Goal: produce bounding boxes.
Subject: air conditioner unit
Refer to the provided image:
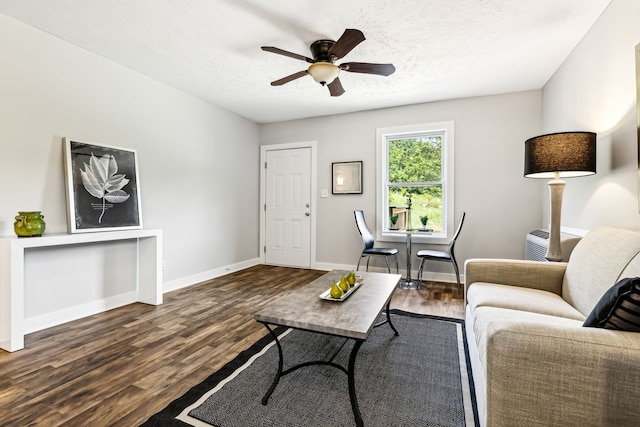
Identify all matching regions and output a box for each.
[525,229,582,262]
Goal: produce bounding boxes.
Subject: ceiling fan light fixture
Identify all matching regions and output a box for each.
[307,62,340,86]
[263,28,394,95]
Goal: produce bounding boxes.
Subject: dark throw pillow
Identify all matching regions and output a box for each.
[583,277,640,332]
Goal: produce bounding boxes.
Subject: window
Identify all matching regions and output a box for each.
[376,122,454,244]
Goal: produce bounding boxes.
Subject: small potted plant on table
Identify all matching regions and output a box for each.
[419,215,429,231]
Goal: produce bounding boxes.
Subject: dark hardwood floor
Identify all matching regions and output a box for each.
[0,265,464,426]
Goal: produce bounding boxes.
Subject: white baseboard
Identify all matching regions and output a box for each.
[163,257,261,293]
[313,261,352,271]
[314,261,461,284]
[24,291,138,334]
[420,270,462,285]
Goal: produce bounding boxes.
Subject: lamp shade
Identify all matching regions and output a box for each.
[524,131,597,179]
[307,62,340,85]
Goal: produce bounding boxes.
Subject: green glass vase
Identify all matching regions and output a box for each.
[14,211,46,237]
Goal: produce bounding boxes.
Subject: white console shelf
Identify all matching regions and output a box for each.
[0,229,163,352]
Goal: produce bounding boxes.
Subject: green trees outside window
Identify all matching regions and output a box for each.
[387,136,443,232]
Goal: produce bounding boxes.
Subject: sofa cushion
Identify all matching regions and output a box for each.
[469,305,584,367]
[563,226,640,317]
[467,282,585,321]
[584,277,640,331]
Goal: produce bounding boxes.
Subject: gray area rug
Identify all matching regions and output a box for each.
[142,311,478,427]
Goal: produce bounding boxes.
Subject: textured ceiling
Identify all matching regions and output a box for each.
[0,0,612,123]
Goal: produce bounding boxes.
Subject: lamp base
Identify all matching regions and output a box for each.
[546,178,566,262]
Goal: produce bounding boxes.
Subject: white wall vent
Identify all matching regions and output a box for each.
[525,229,582,262]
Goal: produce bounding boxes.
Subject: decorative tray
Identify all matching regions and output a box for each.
[319,281,362,302]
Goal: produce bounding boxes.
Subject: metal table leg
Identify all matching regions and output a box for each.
[348,340,364,427]
[261,323,284,405]
[400,230,418,289]
[260,322,383,427]
[374,301,400,337]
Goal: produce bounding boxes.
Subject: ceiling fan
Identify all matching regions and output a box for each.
[261,28,396,97]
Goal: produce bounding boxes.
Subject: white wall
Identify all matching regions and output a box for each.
[0,13,261,325]
[542,0,640,231]
[260,90,543,279]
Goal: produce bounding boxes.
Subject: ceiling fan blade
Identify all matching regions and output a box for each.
[271,70,308,86]
[327,78,345,97]
[340,62,396,76]
[328,29,365,60]
[261,46,314,63]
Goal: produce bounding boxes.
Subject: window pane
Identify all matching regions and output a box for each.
[388,186,443,232]
[377,121,453,242]
[388,137,442,183]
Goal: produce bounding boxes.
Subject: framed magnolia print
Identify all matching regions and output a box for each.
[332,161,363,194]
[63,137,142,233]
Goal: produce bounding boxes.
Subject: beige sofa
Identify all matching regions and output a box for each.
[464,226,640,426]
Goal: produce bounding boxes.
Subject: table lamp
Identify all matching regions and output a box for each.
[524,131,596,261]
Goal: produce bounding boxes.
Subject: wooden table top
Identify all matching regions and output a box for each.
[254,269,401,339]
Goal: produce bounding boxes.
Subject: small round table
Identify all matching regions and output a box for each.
[399,228,432,289]
[400,229,418,289]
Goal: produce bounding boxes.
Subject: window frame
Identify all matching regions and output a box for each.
[375,121,455,245]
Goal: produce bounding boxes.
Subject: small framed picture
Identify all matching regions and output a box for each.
[63,137,143,233]
[332,161,363,194]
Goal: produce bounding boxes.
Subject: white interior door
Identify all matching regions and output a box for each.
[265,147,312,267]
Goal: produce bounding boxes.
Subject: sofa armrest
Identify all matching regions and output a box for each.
[484,320,640,426]
[464,258,567,296]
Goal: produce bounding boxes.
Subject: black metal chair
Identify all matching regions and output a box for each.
[354,210,399,274]
[416,212,466,293]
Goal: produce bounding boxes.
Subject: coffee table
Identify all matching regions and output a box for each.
[254,269,401,427]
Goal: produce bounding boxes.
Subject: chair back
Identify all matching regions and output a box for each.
[449,212,466,255]
[354,210,375,250]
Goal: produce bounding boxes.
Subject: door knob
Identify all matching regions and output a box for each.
[305,212,310,217]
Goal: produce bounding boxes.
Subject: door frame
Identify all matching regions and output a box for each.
[259,141,317,268]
